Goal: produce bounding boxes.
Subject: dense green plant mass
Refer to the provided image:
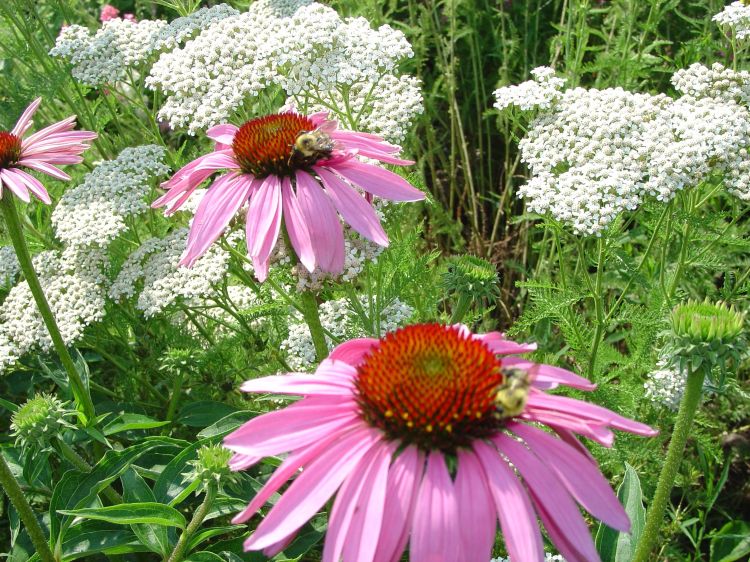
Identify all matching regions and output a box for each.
[0,0,749,561]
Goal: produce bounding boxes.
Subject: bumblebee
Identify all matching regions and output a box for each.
[289,128,335,166]
[492,368,530,419]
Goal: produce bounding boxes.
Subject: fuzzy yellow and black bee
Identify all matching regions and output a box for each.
[289,128,335,167]
[492,367,531,420]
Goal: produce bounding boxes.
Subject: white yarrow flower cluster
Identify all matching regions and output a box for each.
[0,249,107,373]
[0,247,20,286]
[671,62,750,106]
[281,296,414,370]
[52,145,168,248]
[148,4,240,53]
[491,554,565,562]
[495,65,750,234]
[50,19,166,86]
[110,228,231,317]
[644,360,686,411]
[713,1,750,41]
[147,1,421,140]
[494,66,566,111]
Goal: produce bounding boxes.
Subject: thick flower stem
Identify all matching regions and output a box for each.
[300,290,329,362]
[166,483,217,562]
[587,236,606,379]
[632,367,706,562]
[0,195,97,424]
[0,455,56,562]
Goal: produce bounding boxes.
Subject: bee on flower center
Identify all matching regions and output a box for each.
[492,368,531,419]
[289,128,335,167]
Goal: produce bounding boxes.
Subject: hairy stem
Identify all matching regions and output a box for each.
[300,291,329,362]
[55,438,122,504]
[166,483,217,562]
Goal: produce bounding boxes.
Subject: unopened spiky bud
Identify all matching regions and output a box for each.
[10,393,75,450]
[183,444,237,493]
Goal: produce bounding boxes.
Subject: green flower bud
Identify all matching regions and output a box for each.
[10,393,75,450]
[442,255,501,301]
[184,444,237,492]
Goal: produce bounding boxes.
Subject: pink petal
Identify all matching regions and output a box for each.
[238,369,356,396]
[245,175,282,282]
[11,98,42,137]
[295,170,344,274]
[373,446,425,562]
[16,159,70,181]
[324,441,394,562]
[328,337,379,367]
[473,440,544,562]
[476,332,538,355]
[522,406,615,447]
[494,433,600,562]
[180,174,254,267]
[224,397,359,457]
[501,357,596,391]
[316,167,389,246]
[243,426,380,551]
[0,170,30,202]
[8,169,50,204]
[206,124,238,147]
[328,159,424,202]
[455,450,496,562]
[410,452,460,562]
[510,422,630,532]
[21,116,76,147]
[281,177,315,272]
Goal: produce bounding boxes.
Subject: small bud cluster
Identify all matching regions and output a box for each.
[10,393,75,450]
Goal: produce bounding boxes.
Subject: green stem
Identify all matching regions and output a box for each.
[450,294,473,324]
[55,438,122,504]
[166,483,217,562]
[632,366,706,562]
[164,371,186,430]
[0,454,56,562]
[300,291,329,362]
[0,195,96,424]
[667,195,694,301]
[588,236,606,379]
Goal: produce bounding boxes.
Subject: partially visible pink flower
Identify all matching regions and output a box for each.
[99,4,120,22]
[123,13,136,22]
[152,111,424,281]
[0,98,97,204]
[225,323,657,562]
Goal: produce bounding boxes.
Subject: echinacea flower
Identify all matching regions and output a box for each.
[0,98,96,204]
[225,323,657,562]
[152,111,424,281]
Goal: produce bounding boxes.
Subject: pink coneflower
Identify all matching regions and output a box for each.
[225,324,657,562]
[152,111,424,281]
[0,98,96,204]
[100,4,120,22]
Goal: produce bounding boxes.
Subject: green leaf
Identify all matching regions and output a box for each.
[58,502,186,529]
[61,522,146,561]
[595,463,646,562]
[177,401,238,427]
[197,411,256,439]
[710,521,750,562]
[154,437,218,506]
[104,413,170,435]
[121,468,173,555]
[186,552,227,562]
[188,526,244,552]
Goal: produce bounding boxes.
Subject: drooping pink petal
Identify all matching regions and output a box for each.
[494,433,600,562]
[21,116,76,148]
[410,452,460,562]
[206,124,238,147]
[372,446,424,562]
[510,422,630,532]
[501,357,597,391]
[0,170,30,202]
[324,441,394,562]
[245,175,282,282]
[231,427,349,523]
[328,159,424,202]
[328,337,379,367]
[262,534,296,559]
[228,453,261,472]
[455,450,496,562]
[295,170,345,274]
[522,406,616,447]
[281,177,315,272]
[473,440,545,562]
[224,398,360,457]
[476,332,538,355]
[180,173,254,267]
[316,167,389,246]
[238,369,356,396]
[243,426,381,551]
[15,159,70,181]
[11,98,42,137]
[7,169,50,204]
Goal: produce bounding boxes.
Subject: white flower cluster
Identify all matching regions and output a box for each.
[713,1,750,41]
[671,62,750,106]
[494,66,566,111]
[644,360,685,411]
[281,296,414,370]
[50,18,166,86]
[147,1,421,140]
[52,145,168,248]
[496,65,750,234]
[491,555,565,562]
[0,246,20,286]
[0,249,107,373]
[148,4,239,53]
[110,228,231,318]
